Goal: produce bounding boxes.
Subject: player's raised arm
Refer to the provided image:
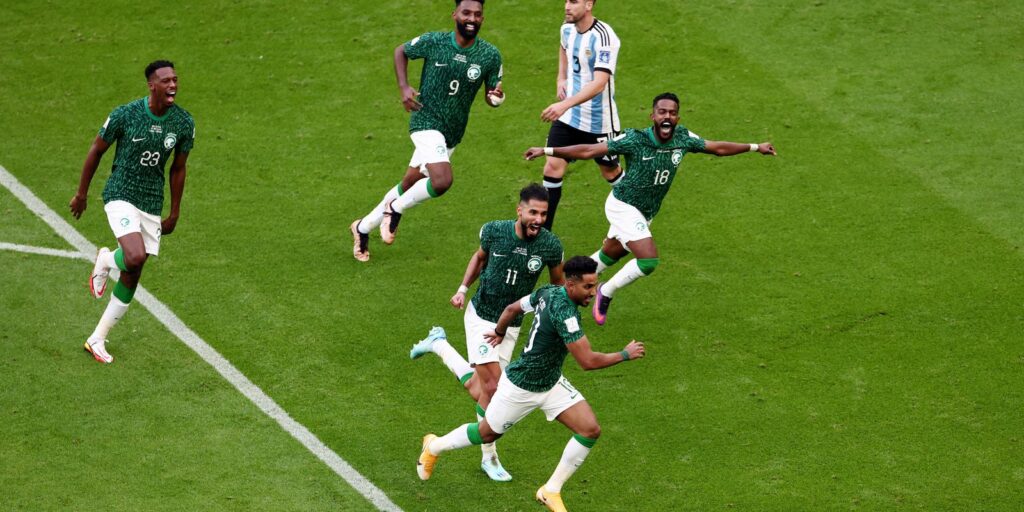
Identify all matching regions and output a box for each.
[567,336,645,371]
[701,140,777,157]
[524,142,609,162]
[393,43,421,112]
[451,247,489,309]
[70,135,112,219]
[548,262,565,286]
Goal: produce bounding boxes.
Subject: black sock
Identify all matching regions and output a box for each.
[543,177,563,230]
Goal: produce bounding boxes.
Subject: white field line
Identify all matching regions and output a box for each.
[0,165,402,512]
[0,242,87,260]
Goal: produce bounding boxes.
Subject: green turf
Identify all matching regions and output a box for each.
[1,0,1022,510]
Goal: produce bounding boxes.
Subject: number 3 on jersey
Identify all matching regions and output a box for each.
[140,151,161,167]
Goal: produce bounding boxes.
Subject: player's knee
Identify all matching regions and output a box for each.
[636,257,660,276]
[429,175,452,196]
[481,430,502,443]
[123,251,148,272]
[579,424,601,440]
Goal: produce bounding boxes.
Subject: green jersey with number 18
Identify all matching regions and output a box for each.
[471,220,563,328]
[606,126,705,221]
[99,97,196,216]
[504,285,584,393]
[403,31,502,147]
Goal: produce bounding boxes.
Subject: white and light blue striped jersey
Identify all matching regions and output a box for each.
[558,19,621,135]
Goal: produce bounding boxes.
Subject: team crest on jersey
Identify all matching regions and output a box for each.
[584,48,593,59]
[527,256,543,273]
[672,150,682,166]
[467,64,481,81]
[164,133,178,150]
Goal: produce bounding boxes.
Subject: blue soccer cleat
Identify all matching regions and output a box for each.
[410,326,447,359]
[481,456,512,482]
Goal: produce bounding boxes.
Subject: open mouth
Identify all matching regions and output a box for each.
[464,23,477,33]
[658,121,674,138]
[526,223,541,236]
[166,90,177,102]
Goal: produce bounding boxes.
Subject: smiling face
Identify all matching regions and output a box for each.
[517,198,549,240]
[453,1,484,40]
[147,66,178,109]
[650,98,680,142]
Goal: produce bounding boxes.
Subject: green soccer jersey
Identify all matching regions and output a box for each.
[607,126,705,221]
[471,220,563,328]
[403,31,502,147]
[99,97,196,216]
[505,285,584,393]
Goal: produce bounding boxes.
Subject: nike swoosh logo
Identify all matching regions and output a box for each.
[492,252,507,257]
[642,156,655,161]
[434,62,448,67]
[132,136,146,142]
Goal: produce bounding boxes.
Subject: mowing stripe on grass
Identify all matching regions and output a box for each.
[0,165,403,512]
[0,241,87,260]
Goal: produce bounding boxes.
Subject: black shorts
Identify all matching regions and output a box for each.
[545,120,620,168]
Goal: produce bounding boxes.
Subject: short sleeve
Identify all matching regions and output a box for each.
[552,304,584,344]
[403,32,434,60]
[98,106,125,143]
[479,222,493,252]
[605,129,638,156]
[546,238,563,267]
[594,27,620,75]
[559,24,572,50]
[177,119,195,154]
[683,129,706,152]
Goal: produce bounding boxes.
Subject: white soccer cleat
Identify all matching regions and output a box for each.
[481,456,512,482]
[409,326,446,359]
[89,247,111,299]
[84,337,114,364]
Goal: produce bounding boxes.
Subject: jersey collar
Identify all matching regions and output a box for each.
[644,126,676,147]
[143,97,172,122]
[450,31,478,51]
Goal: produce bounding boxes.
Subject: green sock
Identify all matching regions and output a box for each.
[113,281,136,303]
[113,248,128,272]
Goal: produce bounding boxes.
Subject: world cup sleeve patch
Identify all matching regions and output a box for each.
[598,50,611,63]
[564,317,580,333]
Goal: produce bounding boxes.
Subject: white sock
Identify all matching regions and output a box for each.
[590,250,608,274]
[429,423,475,456]
[358,185,401,233]
[544,437,593,493]
[432,339,474,381]
[90,296,130,340]
[391,178,432,214]
[479,412,498,460]
[100,249,117,271]
[602,259,645,298]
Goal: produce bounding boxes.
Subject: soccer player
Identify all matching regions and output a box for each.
[538,0,623,230]
[69,60,195,363]
[524,92,777,325]
[350,0,504,262]
[416,256,645,512]
[409,183,564,481]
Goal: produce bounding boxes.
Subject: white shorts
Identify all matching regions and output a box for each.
[465,301,520,368]
[104,200,161,255]
[485,373,585,434]
[605,192,652,246]
[408,130,456,174]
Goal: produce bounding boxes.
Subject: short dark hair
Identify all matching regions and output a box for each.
[520,183,549,204]
[145,60,175,80]
[564,256,598,281]
[454,0,483,6]
[652,92,679,108]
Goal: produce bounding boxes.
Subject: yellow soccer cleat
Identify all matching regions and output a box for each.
[536,486,568,512]
[417,434,439,480]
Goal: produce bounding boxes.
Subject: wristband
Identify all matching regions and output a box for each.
[457,285,469,294]
[495,329,507,338]
[749,143,759,153]
[620,350,630,361]
[544,147,554,156]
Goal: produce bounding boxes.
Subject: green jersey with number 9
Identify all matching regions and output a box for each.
[606,126,705,221]
[504,284,584,393]
[99,97,196,216]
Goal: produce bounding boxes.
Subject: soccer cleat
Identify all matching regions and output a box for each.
[592,283,612,326]
[481,456,512,482]
[417,434,439,480]
[410,326,446,359]
[380,200,401,245]
[83,337,114,364]
[350,220,370,262]
[89,247,111,299]
[536,486,568,512]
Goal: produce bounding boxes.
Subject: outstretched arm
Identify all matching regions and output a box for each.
[524,141,609,162]
[162,150,189,235]
[394,44,421,112]
[701,140,777,157]
[567,336,645,371]
[451,247,489,309]
[69,135,111,219]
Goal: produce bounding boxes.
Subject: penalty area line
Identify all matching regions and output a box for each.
[0,165,402,512]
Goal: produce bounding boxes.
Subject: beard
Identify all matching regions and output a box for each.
[456,20,478,40]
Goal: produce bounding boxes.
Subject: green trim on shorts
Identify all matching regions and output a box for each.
[476,403,486,417]
[467,423,484,445]
[598,250,619,266]
[572,434,598,448]
[459,372,474,385]
[427,179,439,198]
[113,281,136,303]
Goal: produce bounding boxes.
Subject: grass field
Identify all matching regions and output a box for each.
[2,0,1022,510]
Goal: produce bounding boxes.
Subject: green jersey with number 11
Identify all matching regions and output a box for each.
[606,126,705,221]
[99,97,195,215]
